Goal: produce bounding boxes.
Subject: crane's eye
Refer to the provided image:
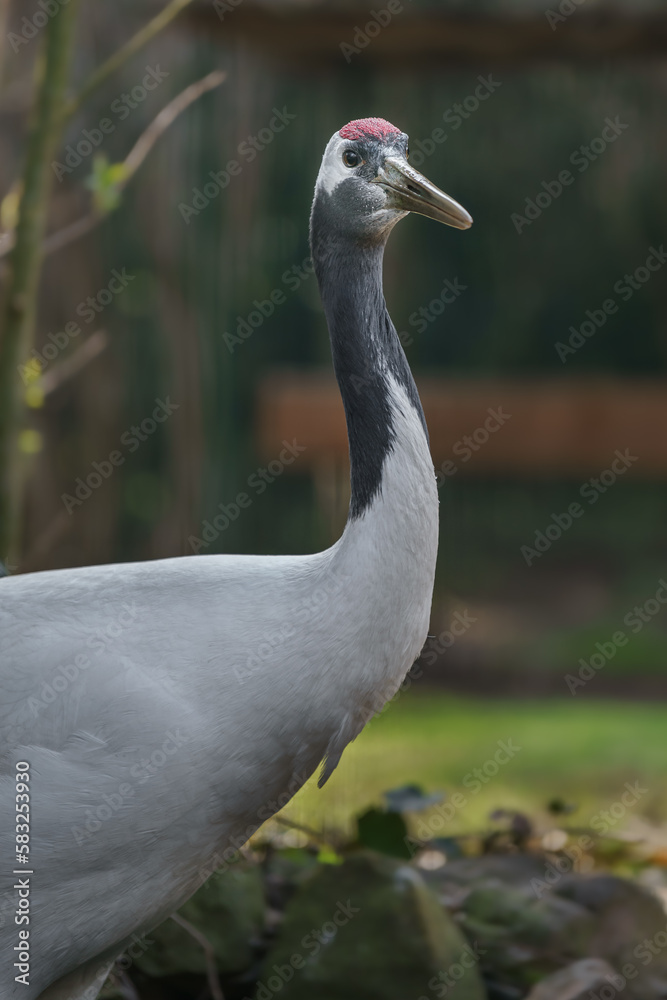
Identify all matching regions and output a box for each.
[342,150,361,168]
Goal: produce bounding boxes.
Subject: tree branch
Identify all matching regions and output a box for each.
[0,70,226,262]
[123,68,225,177]
[40,328,108,396]
[0,0,80,568]
[0,4,223,573]
[171,913,225,1000]
[61,0,197,123]
[273,814,340,851]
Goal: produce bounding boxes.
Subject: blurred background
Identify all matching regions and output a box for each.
[2,0,667,995]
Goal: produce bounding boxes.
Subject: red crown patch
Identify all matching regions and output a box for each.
[338,118,402,141]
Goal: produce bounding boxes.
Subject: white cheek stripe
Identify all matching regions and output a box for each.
[317,136,354,195]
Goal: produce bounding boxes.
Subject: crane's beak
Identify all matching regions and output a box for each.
[374,156,472,230]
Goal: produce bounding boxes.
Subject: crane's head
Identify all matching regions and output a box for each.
[312,117,472,247]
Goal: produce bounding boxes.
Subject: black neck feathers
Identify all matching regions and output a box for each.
[310,191,427,519]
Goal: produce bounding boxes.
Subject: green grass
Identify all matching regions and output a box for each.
[282,692,667,838]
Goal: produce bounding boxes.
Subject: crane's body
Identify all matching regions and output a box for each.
[0,118,471,999]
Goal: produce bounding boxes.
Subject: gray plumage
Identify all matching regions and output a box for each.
[0,117,471,998]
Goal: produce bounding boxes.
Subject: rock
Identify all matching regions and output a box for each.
[257,850,486,1000]
[428,859,667,1000]
[424,854,550,912]
[525,958,621,1000]
[135,861,265,977]
[555,875,667,998]
[457,879,595,991]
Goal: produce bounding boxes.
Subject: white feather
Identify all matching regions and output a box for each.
[316,135,353,195]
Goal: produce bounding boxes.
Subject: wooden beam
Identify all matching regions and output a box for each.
[256,372,667,478]
[189,6,667,65]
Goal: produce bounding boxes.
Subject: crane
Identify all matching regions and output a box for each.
[0,117,471,1000]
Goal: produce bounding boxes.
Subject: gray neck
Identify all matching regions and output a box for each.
[310,208,427,520]
[308,189,440,788]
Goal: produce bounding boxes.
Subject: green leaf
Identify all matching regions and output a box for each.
[85,154,128,214]
[356,807,412,859]
[317,845,343,865]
